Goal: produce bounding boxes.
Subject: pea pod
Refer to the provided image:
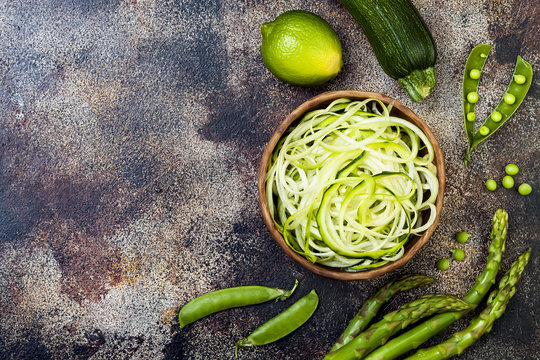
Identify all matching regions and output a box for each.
[179,280,298,328]
[469,56,533,151]
[463,47,533,166]
[235,289,319,356]
[463,44,492,149]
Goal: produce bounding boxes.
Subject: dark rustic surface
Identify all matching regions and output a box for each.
[0,1,538,359]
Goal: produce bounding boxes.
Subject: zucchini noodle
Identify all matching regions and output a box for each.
[265,98,438,271]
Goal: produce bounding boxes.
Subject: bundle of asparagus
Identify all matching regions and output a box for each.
[325,208,531,360]
[331,274,436,352]
[406,249,530,360]
[324,295,475,360]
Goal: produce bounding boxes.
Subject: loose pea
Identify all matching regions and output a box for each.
[505,163,519,176]
[491,110,502,122]
[469,69,481,79]
[467,92,479,103]
[478,126,490,136]
[466,112,476,122]
[502,175,514,189]
[456,232,471,244]
[514,74,526,84]
[486,179,497,191]
[437,258,449,271]
[504,93,516,105]
[451,249,465,261]
[518,183,532,196]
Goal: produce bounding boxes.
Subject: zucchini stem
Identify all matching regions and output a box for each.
[398,67,437,102]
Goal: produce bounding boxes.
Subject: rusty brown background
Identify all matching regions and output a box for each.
[0,0,538,359]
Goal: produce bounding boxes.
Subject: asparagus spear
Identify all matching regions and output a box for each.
[331,275,435,352]
[406,248,530,360]
[364,208,509,360]
[323,295,475,360]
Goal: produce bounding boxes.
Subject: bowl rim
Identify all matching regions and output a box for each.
[257,90,445,280]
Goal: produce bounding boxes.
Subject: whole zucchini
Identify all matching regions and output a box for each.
[339,0,437,102]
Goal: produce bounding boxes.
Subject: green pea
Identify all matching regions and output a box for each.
[480,53,487,58]
[491,111,502,122]
[518,183,532,196]
[504,93,516,105]
[505,163,519,176]
[437,258,449,271]
[451,249,465,261]
[466,112,476,122]
[467,92,479,103]
[478,126,490,136]
[469,69,481,79]
[486,179,497,191]
[456,232,470,244]
[502,175,514,189]
[514,74,526,84]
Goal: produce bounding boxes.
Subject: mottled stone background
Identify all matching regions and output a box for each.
[0,0,538,359]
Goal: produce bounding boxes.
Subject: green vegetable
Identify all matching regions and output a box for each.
[338,0,437,102]
[466,92,479,103]
[486,179,497,191]
[364,208,508,360]
[463,44,492,154]
[503,93,516,105]
[469,69,481,79]
[514,74,526,84]
[466,112,475,122]
[405,249,530,360]
[491,111,502,122]
[178,280,298,328]
[235,289,318,356]
[502,175,514,189]
[451,249,465,261]
[505,163,519,175]
[478,126,489,136]
[266,98,439,270]
[437,258,449,271]
[324,295,475,360]
[518,183,532,196]
[464,49,533,166]
[331,275,435,351]
[456,232,470,244]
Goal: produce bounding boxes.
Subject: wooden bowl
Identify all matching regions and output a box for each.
[257,91,445,280]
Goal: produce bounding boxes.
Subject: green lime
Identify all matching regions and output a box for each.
[261,10,343,87]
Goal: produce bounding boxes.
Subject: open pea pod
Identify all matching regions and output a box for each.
[463,50,533,166]
[470,56,533,148]
[462,44,492,149]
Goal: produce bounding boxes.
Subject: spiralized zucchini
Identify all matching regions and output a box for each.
[265,98,438,271]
